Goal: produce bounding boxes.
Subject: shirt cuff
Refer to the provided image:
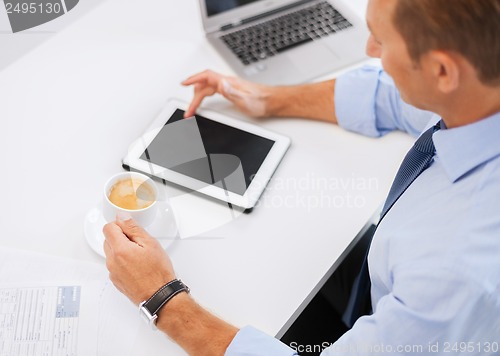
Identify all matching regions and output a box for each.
[335,65,384,138]
[225,326,298,356]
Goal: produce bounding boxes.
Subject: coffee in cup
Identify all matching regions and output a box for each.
[108,178,155,210]
[103,172,159,226]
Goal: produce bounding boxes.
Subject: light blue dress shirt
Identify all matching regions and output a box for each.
[225,65,500,355]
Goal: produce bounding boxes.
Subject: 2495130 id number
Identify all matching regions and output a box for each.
[5,2,63,14]
[443,342,499,353]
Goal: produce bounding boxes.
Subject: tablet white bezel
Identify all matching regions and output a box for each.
[123,99,291,209]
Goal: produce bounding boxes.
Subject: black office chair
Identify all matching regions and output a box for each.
[279,224,377,356]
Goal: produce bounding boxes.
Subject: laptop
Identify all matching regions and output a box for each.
[198,0,369,85]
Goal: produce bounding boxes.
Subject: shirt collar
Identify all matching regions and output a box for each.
[433,112,500,182]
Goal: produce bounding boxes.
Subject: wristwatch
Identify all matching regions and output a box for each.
[139,279,190,329]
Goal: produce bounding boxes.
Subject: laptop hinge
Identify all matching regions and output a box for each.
[219,0,312,32]
[221,19,243,31]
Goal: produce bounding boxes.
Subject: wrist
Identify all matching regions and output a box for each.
[265,85,290,117]
[156,292,239,355]
[155,290,194,331]
[139,279,190,329]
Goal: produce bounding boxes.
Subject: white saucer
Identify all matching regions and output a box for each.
[84,201,178,257]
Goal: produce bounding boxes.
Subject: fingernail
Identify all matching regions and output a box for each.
[116,212,132,222]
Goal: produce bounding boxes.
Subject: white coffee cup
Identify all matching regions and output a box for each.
[103,172,159,227]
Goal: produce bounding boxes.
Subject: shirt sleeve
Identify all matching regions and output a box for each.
[334,64,433,138]
[225,326,298,356]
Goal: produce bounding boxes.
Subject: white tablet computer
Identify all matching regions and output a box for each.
[123,99,291,210]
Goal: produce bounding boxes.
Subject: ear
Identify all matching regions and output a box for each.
[428,51,460,94]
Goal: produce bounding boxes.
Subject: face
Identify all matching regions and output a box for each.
[365,0,436,110]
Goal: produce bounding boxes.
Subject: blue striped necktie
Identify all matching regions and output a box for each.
[343,120,443,327]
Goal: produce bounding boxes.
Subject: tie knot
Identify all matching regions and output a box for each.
[380,119,443,219]
[413,121,441,153]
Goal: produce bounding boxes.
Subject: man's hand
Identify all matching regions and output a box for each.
[103,218,176,305]
[182,70,272,118]
[182,69,338,124]
[103,218,239,355]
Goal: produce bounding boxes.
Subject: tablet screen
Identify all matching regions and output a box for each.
[140,109,275,195]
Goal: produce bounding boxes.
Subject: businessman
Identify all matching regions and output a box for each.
[103,0,500,354]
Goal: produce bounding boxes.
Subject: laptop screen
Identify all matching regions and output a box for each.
[206,0,260,17]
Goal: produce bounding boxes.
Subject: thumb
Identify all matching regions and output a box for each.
[115,217,152,246]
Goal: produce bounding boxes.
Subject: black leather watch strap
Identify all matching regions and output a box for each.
[142,279,189,319]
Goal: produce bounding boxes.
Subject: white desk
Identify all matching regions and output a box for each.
[0,0,413,354]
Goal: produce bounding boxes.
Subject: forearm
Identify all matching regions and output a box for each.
[266,79,337,123]
[157,292,239,355]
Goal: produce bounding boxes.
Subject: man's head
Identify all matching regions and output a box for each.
[365,0,500,126]
[393,0,500,87]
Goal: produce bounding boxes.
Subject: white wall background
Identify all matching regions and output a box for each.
[0,0,104,71]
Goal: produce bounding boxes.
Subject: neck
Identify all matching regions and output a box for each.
[439,84,500,129]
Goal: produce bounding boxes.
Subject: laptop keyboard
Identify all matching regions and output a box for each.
[221,1,353,66]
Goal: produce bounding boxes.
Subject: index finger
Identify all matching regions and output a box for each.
[115,218,153,247]
[103,222,130,250]
[181,70,215,86]
[184,86,217,118]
